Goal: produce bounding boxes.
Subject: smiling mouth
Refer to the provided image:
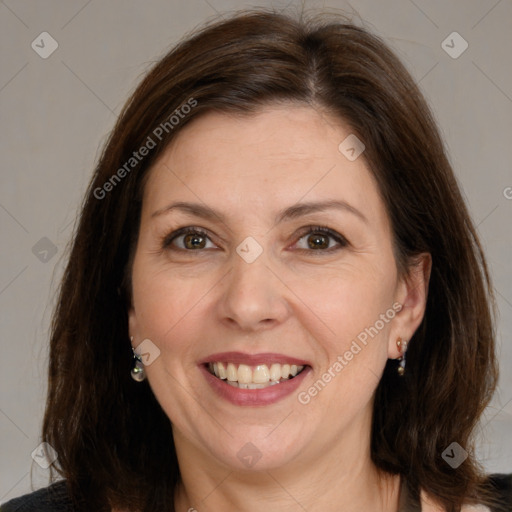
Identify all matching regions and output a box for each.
[206,362,306,389]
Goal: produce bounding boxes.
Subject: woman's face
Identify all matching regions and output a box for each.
[129,105,427,472]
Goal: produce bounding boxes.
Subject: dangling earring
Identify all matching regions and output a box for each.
[396,337,408,376]
[130,338,146,382]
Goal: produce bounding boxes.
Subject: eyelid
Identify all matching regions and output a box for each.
[291,225,349,251]
[162,226,217,250]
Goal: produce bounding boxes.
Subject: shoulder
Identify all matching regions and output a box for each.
[0,480,76,512]
[484,473,512,512]
[420,473,512,512]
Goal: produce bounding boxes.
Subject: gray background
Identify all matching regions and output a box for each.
[1,0,511,503]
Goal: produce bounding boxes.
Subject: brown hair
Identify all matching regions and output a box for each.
[42,9,501,512]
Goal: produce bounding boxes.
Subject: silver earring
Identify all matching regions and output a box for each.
[396,337,408,376]
[130,345,146,382]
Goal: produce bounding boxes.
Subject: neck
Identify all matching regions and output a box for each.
[175,462,400,512]
[172,409,401,512]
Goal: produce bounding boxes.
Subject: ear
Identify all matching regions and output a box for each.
[388,253,432,358]
[128,307,139,349]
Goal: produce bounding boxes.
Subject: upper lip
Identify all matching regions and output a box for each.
[199,351,311,366]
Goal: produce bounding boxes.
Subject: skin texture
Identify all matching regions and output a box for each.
[128,105,431,512]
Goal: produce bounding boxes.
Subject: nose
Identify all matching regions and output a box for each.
[217,250,290,333]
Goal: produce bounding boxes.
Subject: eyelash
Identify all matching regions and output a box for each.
[161,226,348,254]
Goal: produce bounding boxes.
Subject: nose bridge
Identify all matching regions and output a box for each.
[219,241,288,330]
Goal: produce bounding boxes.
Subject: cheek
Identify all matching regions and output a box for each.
[287,261,397,346]
[288,262,396,409]
[341,286,396,367]
[130,260,214,358]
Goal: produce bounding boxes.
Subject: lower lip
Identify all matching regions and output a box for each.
[200,364,311,406]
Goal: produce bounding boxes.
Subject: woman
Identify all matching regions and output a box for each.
[3,9,511,512]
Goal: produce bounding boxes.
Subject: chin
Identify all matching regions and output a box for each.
[202,423,309,471]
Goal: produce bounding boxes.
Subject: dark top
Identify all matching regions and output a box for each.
[2,474,511,511]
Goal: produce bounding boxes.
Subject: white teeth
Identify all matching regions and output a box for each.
[208,361,305,387]
[269,363,282,382]
[239,382,266,389]
[229,381,280,389]
[237,364,252,384]
[217,362,227,379]
[253,364,270,384]
[226,363,238,382]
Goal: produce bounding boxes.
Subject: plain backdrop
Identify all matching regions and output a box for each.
[1,0,511,503]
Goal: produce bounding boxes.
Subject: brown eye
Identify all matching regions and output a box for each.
[307,233,330,250]
[183,233,207,249]
[163,228,216,251]
[294,226,348,252]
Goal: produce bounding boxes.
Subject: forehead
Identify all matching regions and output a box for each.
[142,105,385,223]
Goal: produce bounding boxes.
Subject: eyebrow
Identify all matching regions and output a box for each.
[151,199,368,224]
